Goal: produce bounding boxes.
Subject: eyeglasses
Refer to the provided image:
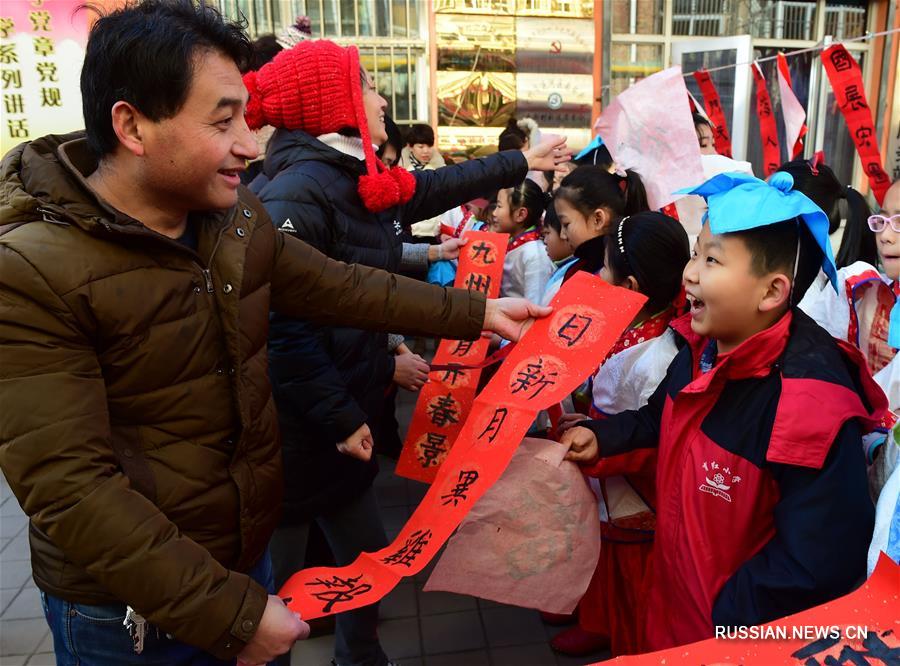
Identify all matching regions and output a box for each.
[867,214,900,233]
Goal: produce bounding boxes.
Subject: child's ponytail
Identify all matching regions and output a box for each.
[622,169,649,216]
[835,186,878,268]
[508,178,549,229]
[556,165,650,223]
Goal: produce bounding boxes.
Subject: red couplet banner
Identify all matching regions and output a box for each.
[280,273,648,619]
[603,553,899,665]
[692,70,733,158]
[821,44,892,206]
[752,62,782,177]
[395,230,509,483]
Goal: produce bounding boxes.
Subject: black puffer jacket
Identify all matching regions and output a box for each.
[252,129,527,523]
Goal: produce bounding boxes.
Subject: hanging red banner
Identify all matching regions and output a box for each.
[821,44,892,206]
[692,70,733,158]
[776,53,808,160]
[600,553,899,665]
[280,273,648,619]
[395,230,508,483]
[752,62,782,177]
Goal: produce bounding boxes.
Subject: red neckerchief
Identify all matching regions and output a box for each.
[602,307,674,363]
[507,227,541,252]
[454,206,473,238]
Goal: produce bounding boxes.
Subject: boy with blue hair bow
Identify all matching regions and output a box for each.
[562,172,886,650]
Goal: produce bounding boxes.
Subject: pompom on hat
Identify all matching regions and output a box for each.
[243,39,415,213]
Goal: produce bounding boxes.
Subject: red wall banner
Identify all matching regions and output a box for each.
[603,554,899,665]
[752,62,782,177]
[395,230,509,483]
[776,53,808,160]
[693,70,733,158]
[280,273,647,619]
[821,44,892,206]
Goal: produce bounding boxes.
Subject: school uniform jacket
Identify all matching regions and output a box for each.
[582,309,884,650]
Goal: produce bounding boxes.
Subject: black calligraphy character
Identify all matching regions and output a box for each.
[419,432,447,468]
[829,49,853,73]
[556,313,592,347]
[844,84,867,112]
[478,407,508,443]
[511,358,558,399]
[855,126,874,147]
[382,529,432,567]
[441,470,479,507]
[471,241,495,264]
[427,394,459,427]
[758,97,771,117]
[865,163,889,184]
[791,630,899,666]
[465,273,492,295]
[440,366,465,387]
[28,10,51,31]
[305,575,372,614]
[708,99,721,112]
[450,340,474,357]
[765,136,778,147]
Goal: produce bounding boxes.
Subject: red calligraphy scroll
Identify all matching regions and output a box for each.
[752,62,782,177]
[395,231,508,483]
[821,44,892,206]
[280,273,647,619]
[776,53,808,160]
[693,70,733,158]
[601,553,899,665]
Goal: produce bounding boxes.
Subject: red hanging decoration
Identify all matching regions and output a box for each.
[820,44,892,206]
[692,70,733,158]
[751,62,782,177]
[775,53,808,160]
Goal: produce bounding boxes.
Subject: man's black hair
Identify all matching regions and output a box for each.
[250,33,282,71]
[725,218,822,307]
[81,0,253,158]
[405,123,434,147]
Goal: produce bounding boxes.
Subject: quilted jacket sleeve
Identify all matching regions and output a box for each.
[0,244,267,659]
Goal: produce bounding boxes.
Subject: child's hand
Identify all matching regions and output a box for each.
[557,412,588,433]
[561,426,600,465]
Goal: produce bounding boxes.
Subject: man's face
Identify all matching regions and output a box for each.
[683,224,781,353]
[411,143,434,164]
[138,49,257,213]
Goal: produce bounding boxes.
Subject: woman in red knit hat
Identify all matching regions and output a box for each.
[245,39,570,666]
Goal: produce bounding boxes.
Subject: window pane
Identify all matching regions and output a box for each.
[611,0,664,34]
[824,0,868,40]
[743,0,816,40]
[610,42,664,98]
[681,48,739,129]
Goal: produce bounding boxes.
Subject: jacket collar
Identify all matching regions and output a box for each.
[264,128,364,180]
[681,311,792,393]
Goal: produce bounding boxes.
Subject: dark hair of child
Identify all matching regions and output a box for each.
[498,118,528,151]
[556,164,649,221]
[776,158,876,269]
[543,199,562,234]
[508,178,551,229]
[406,123,435,147]
[250,34,283,70]
[378,116,403,161]
[725,218,823,308]
[692,111,712,132]
[605,212,690,312]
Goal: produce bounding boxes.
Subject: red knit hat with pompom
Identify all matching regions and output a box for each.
[243,40,415,213]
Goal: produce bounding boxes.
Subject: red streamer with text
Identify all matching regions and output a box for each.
[692,70,733,157]
[395,231,508,483]
[821,44,892,206]
[776,53,808,159]
[280,273,647,619]
[752,63,782,177]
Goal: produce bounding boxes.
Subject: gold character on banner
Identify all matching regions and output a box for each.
[34,36,54,57]
[1,70,22,89]
[28,10,51,32]
[40,87,61,107]
[0,44,18,65]
[4,93,24,114]
[36,61,58,83]
[7,119,28,139]
[0,17,14,38]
